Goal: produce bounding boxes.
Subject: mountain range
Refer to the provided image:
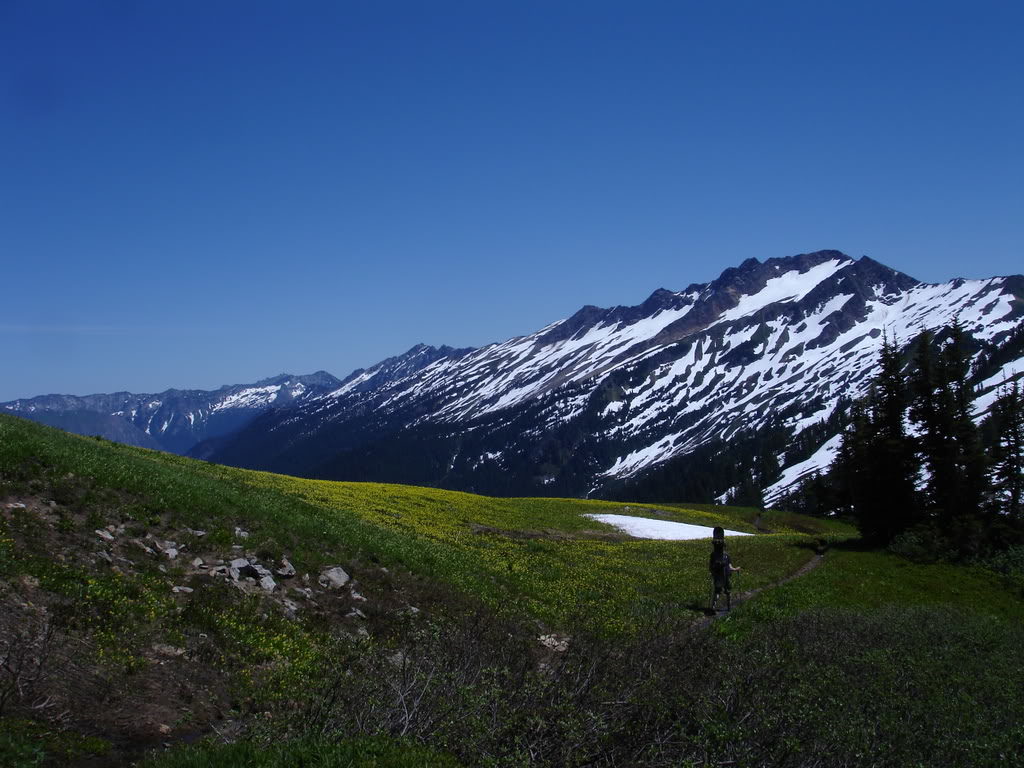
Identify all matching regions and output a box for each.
[6,250,1023,503]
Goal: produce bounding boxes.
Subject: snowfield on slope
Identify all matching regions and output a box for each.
[586,514,754,540]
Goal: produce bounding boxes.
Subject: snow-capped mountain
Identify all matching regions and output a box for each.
[195,251,1024,501]
[1,372,341,454]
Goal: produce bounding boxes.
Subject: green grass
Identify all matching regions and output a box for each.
[140,737,461,768]
[0,718,110,768]
[725,544,1024,634]
[5,414,1024,767]
[0,414,846,632]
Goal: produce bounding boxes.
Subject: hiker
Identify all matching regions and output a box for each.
[709,526,741,611]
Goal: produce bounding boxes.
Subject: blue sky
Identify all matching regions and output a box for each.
[1,1,1021,401]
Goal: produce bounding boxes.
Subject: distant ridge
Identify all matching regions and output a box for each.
[8,250,1024,503]
[1,371,342,455]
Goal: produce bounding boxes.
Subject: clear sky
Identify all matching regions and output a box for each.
[1,1,1021,401]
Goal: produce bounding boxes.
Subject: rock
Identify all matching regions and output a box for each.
[291,586,314,600]
[275,558,296,578]
[106,524,117,533]
[282,599,300,618]
[210,565,229,577]
[234,527,250,538]
[95,551,113,563]
[351,590,367,602]
[165,548,179,560]
[95,529,115,542]
[319,566,351,589]
[345,608,367,620]
[158,724,172,735]
[230,557,250,570]
[131,538,155,554]
[5,502,26,510]
[191,557,205,569]
[172,586,194,594]
[259,575,277,592]
[538,634,570,653]
[152,643,185,657]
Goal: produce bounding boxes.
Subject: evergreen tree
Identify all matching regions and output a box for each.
[870,333,922,537]
[989,381,1024,521]
[833,336,920,546]
[909,322,990,556]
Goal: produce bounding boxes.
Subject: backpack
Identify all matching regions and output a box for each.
[710,550,730,577]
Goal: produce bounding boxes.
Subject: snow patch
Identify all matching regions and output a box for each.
[586,514,753,540]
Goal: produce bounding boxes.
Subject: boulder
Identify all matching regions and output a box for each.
[319,566,351,589]
[538,634,570,653]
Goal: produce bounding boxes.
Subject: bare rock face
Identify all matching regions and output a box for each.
[319,566,351,590]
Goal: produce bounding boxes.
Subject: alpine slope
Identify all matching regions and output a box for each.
[196,250,1024,501]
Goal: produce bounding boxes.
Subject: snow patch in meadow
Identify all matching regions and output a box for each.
[585,514,753,540]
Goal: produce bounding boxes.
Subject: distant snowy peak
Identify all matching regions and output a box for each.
[1,371,342,454]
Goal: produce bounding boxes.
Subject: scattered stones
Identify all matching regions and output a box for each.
[234,527,250,539]
[538,634,570,653]
[291,586,315,600]
[131,538,155,554]
[275,558,296,578]
[95,529,115,542]
[319,566,351,590]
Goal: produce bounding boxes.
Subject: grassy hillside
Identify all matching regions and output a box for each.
[2,414,1022,767]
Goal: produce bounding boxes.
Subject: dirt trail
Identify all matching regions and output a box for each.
[695,544,827,627]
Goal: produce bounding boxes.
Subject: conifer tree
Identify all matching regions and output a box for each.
[989,381,1024,521]
[833,336,920,545]
[909,322,989,555]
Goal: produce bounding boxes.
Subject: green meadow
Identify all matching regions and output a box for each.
[2,413,1022,768]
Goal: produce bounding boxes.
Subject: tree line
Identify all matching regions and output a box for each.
[783,322,1023,559]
